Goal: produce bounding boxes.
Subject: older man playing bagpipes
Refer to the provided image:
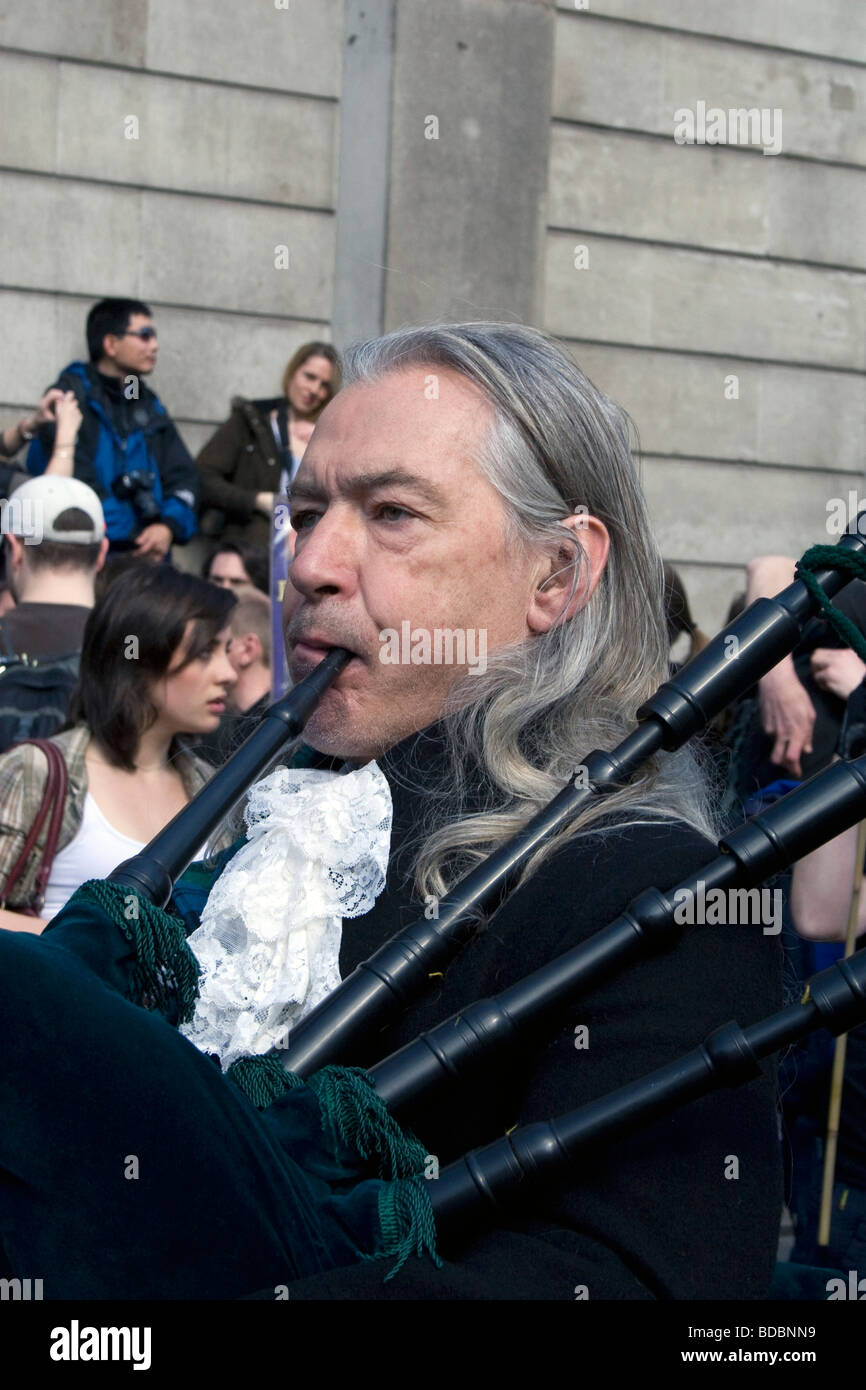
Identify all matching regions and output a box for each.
[2,322,865,1301]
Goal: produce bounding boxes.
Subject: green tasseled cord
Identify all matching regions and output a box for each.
[797,546,866,661]
[67,877,440,1276]
[227,1055,305,1108]
[226,1056,429,1182]
[73,879,202,1022]
[226,1057,441,1275]
[376,1176,442,1279]
[305,1065,430,1180]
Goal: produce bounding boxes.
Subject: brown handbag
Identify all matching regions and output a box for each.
[0,739,69,917]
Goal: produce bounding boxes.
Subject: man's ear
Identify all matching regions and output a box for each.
[5,533,25,573]
[101,330,122,364]
[527,513,610,634]
[232,632,260,669]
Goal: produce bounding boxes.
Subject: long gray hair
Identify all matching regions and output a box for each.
[343,322,717,906]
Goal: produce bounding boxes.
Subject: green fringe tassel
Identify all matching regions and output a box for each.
[228,1057,429,1180]
[226,1055,305,1108]
[227,1058,441,1277]
[306,1065,430,1180]
[67,877,441,1277]
[73,880,202,1022]
[797,546,866,662]
[376,1176,442,1279]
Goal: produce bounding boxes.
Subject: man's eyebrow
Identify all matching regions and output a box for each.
[290,470,448,507]
[289,479,328,503]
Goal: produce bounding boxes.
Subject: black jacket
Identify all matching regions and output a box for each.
[30,362,198,545]
[196,397,287,548]
[286,728,784,1300]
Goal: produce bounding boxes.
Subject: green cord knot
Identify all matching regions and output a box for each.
[226,1055,305,1107]
[229,1050,430,1184]
[226,1057,429,1181]
[305,1065,430,1180]
[796,546,866,663]
[226,1057,441,1278]
[72,879,202,1022]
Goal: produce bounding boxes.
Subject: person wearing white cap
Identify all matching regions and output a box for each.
[0,475,108,662]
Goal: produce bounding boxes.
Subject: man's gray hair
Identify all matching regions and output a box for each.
[344,322,716,905]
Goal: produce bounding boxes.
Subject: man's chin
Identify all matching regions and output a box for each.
[301,705,400,763]
[303,727,382,762]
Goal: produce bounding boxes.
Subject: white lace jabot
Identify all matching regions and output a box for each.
[179,761,393,1070]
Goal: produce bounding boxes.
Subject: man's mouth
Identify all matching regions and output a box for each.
[290,635,360,667]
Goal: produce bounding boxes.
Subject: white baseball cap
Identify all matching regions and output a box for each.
[6,476,106,544]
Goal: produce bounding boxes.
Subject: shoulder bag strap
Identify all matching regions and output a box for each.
[0,739,69,911]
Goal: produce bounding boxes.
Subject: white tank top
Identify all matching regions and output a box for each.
[42,792,146,923]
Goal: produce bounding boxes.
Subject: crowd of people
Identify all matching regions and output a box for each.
[0,298,335,926]
[0,306,864,1299]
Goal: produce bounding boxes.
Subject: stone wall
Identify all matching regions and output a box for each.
[546,1,866,630]
[1,0,863,631]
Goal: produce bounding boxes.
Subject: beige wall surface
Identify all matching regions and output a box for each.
[0,0,341,447]
[547,4,866,634]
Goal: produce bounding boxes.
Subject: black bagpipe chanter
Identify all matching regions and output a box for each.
[109,520,866,1268]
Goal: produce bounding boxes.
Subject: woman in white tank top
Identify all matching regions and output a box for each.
[41,795,148,922]
[0,565,241,931]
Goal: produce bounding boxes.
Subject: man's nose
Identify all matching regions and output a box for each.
[289,509,358,598]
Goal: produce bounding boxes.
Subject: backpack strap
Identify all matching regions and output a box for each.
[0,739,69,914]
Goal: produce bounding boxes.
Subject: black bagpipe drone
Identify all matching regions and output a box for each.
[109,519,866,1262]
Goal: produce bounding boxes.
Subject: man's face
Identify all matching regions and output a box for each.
[208,551,251,590]
[283,366,543,760]
[101,314,159,377]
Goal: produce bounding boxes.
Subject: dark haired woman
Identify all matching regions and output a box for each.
[196,342,341,548]
[0,566,238,933]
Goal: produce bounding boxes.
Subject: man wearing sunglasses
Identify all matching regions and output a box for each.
[24,298,199,559]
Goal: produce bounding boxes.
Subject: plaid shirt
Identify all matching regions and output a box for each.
[0,723,235,910]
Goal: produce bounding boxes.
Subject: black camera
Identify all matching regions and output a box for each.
[112,469,162,525]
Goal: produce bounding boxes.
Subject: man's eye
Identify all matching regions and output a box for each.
[291,510,319,531]
[375,503,412,523]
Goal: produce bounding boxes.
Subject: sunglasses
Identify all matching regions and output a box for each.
[121,327,158,342]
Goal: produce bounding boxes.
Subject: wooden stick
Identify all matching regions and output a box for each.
[817,816,866,1245]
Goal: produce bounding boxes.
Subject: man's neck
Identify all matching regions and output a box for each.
[307,716,448,772]
[94,357,123,381]
[16,569,95,608]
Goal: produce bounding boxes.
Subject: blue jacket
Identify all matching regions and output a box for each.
[27,361,198,544]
